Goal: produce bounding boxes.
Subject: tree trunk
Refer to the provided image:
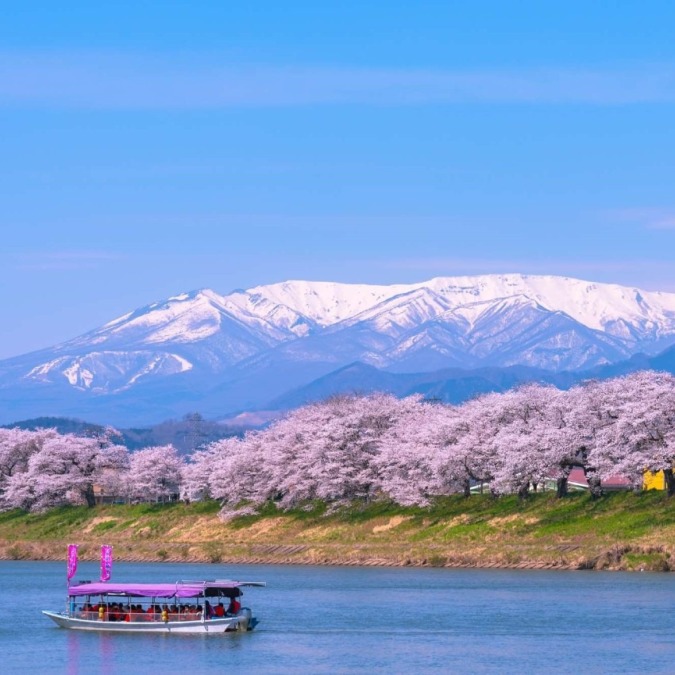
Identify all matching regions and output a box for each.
[583,469,603,500]
[83,484,96,508]
[517,483,530,500]
[462,479,471,498]
[664,468,675,497]
[556,477,569,499]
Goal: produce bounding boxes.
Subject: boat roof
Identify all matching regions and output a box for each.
[67,580,265,598]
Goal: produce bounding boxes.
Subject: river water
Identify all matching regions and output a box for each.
[3,560,675,673]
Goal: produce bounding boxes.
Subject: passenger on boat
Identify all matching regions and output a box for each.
[204,601,214,619]
[227,596,241,615]
[214,602,225,617]
[79,602,93,619]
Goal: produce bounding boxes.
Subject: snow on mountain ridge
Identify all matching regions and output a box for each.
[439,294,543,329]
[338,287,454,336]
[243,279,418,326]
[423,275,675,333]
[72,275,675,355]
[222,289,318,338]
[12,273,675,398]
[68,289,297,351]
[25,350,193,392]
[243,274,675,338]
[88,290,224,344]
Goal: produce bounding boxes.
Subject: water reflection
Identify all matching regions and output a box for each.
[66,633,79,675]
[99,634,115,675]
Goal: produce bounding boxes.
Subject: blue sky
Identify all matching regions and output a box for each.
[1,2,675,359]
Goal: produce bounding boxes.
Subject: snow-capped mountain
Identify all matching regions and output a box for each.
[1,274,675,424]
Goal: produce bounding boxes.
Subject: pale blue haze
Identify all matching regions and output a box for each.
[2,2,675,358]
[4,560,675,673]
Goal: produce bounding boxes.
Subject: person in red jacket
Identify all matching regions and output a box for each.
[214,602,225,617]
[227,596,241,615]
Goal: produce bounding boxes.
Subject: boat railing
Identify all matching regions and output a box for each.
[72,610,220,622]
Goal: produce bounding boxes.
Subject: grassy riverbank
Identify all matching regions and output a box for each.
[2,491,675,571]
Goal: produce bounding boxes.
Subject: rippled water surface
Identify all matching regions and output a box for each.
[3,560,675,673]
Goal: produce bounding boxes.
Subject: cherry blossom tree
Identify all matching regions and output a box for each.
[0,428,54,510]
[592,371,675,493]
[304,394,399,505]
[204,394,430,510]
[181,445,220,502]
[442,391,512,496]
[0,428,43,479]
[376,397,452,505]
[251,394,393,508]
[489,385,558,498]
[208,434,277,506]
[2,432,128,511]
[126,445,184,503]
[550,380,615,498]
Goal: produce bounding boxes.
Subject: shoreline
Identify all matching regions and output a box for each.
[0,538,668,572]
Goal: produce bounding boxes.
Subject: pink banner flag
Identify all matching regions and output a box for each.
[67,544,78,584]
[100,544,113,582]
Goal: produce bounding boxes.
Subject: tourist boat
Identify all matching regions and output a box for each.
[43,579,266,634]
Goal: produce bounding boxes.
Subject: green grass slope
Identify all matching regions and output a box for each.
[1,492,674,571]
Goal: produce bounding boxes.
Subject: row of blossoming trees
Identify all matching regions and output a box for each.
[0,430,183,512]
[1,371,675,513]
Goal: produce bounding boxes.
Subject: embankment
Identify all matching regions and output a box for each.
[2,492,675,571]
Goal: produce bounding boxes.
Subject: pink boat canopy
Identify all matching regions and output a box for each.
[66,580,265,598]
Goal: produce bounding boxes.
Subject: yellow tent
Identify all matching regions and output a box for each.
[643,470,666,491]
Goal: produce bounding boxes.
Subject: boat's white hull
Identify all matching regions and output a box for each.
[42,610,255,634]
